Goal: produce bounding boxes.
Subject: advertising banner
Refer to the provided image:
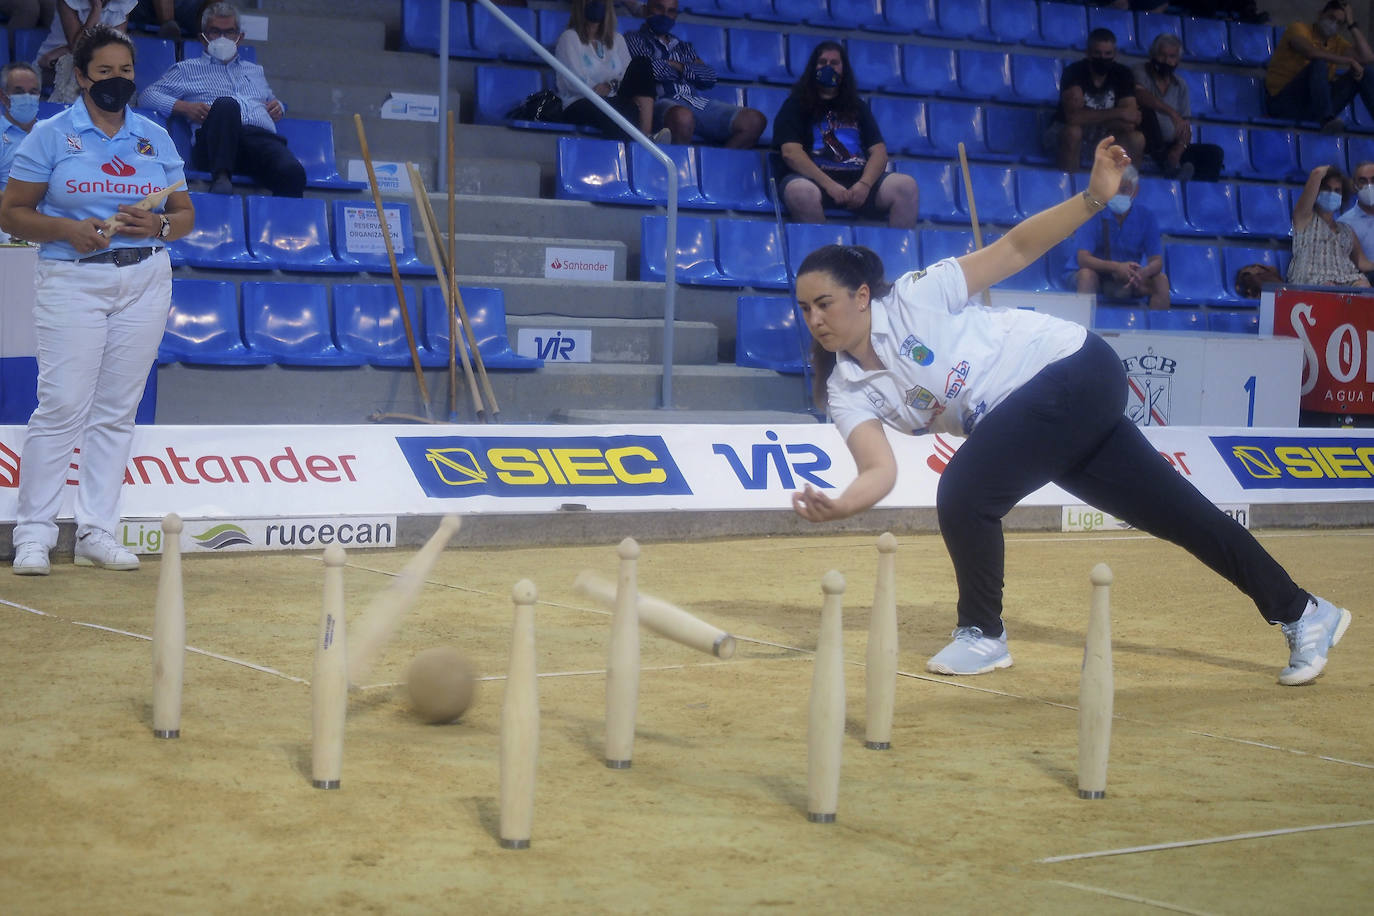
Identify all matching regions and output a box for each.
[1273,287,1374,416]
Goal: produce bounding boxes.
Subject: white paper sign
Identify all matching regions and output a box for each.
[341,205,405,255]
[380,92,440,122]
[516,328,592,363]
[346,160,411,194]
[544,247,615,280]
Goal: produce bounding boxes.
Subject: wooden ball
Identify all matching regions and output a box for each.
[406,647,476,724]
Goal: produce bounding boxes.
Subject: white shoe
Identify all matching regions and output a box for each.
[74,530,139,571]
[926,626,1013,675]
[1279,597,1351,686]
[12,542,50,576]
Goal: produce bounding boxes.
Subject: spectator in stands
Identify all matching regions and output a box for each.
[1132,34,1224,182]
[139,2,305,197]
[128,0,182,38]
[0,63,42,192]
[623,0,766,148]
[553,0,660,142]
[1338,159,1374,281]
[0,0,56,30]
[1234,262,1283,299]
[1,26,192,575]
[773,41,917,229]
[1265,1,1374,133]
[1047,28,1146,172]
[1291,164,1372,287]
[35,0,137,104]
[1067,165,1170,310]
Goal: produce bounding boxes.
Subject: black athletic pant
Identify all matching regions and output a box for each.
[935,333,1309,637]
[192,97,307,198]
[562,57,656,141]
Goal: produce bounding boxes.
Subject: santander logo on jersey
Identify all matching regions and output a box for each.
[101,155,136,177]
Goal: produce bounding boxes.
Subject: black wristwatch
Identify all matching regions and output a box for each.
[157,214,171,239]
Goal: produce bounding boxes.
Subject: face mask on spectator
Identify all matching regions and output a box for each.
[1316,190,1344,212]
[6,91,38,123]
[1151,59,1175,78]
[1317,17,1341,38]
[646,14,673,35]
[86,76,136,113]
[1088,57,1111,76]
[206,36,238,62]
[1359,185,1374,207]
[814,65,840,88]
[1107,194,1132,215]
[585,2,606,22]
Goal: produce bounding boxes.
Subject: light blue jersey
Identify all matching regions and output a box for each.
[0,119,32,190]
[9,99,185,261]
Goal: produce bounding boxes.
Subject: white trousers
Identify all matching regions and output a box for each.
[13,250,171,548]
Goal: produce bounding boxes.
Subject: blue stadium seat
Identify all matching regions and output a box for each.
[1135,12,1183,56]
[1025,2,1087,50]
[241,282,367,366]
[331,200,431,275]
[1227,21,1273,66]
[400,0,482,57]
[630,144,717,209]
[12,27,42,64]
[699,83,746,107]
[927,101,1015,162]
[275,118,367,190]
[471,4,538,61]
[1135,177,1191,236]
[984,105,1050,165]
[1094,305,1145,330]
[536,8,565,48]
[988,0,1040,45]
[894,159,962,223]
[675,22,747,81]
[1166,244,1232,306]
[785,223,854,278]
[784,34,830,83]
[1208,310,1260,333]
[745,87,791,146]
[333,284,441,367]
[1209,72,1265,122]
[698,148,773,211]
[246,195,349,272]
[830,0,887,32]
[715,0,775,16]
[958,50,1013,101]
[961,164,1018,226]
[1236,184,1292,239]
[1247,129,1301,183]
[166,192,262,270]
[166,115,251,185]
[1010,53,1062,106]
[1181,15,1228,62]
[131,36,176,88]
[896,44,959,97]
[1044,236,1079,289]
[852,226,919,280]
[846,38,903,93]
[1298,134,1347,177]
[920,229,976,267]
[1183,182,1245,238]
[640,215,737,285]
[757,0,836,27]
[475,66,569,130]
[555,136,639,204]
[1147,309,1205,331]
[736,296,810,373]
[1346,133,1374,171]
[867,96,931,156]
[982,232,1050,290]
[874,0,936,33]
[932,0,992,40]
[162,280,274,365]
[716,219,788,288]
[1196,124,1247,177]
[1015,168,1073,220]
[1178,69,1214,120]
[421,286,543,369]
[1087,7,1139,54]
[726,28,790,83]
[0,356,38,424]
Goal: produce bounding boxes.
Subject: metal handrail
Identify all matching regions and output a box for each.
[440,0,681,408]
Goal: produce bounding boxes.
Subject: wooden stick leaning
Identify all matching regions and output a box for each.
[353,113,433,419]
[103,178,186,233]
[956,142,992,308]
[406,162,484,422]
[412,160,501,422]
[446,111,460,422]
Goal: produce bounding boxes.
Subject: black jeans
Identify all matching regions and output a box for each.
[935,333,1308,636]
[1139,109,1224,181]
[1266,61,1374,124]
[561,57,656,141]
[192,97,307,198]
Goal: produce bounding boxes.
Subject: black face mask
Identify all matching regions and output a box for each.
[1088,57,1111,76]
[1152,59,1176,78]
[86,76,136,113]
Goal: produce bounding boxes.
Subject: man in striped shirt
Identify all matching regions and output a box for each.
[623,0,765,147]
[138,1,304,196]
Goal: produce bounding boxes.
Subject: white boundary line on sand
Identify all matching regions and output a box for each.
[1039,819,1374,864]
[1048,881,1218,916]
[71,621,310,684]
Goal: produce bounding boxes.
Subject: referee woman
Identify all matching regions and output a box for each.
[789,137,1351,687]
[3,25,192,575]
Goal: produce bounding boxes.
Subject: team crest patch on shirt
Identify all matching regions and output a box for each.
[135,136,155,157]
[945,360,970,399]
[899,334,934,365]
[865,389,888,410]
[905,385,941,411]
[65,133,82,152]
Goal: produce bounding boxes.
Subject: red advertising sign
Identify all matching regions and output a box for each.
[1273,288,1374,416]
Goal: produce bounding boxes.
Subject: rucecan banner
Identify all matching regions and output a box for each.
[1273,288,1374,416]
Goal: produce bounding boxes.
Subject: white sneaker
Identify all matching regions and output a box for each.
[12,542,50,576]
[1279,597,1351,686]
[926,625,1013,675]
[74,530,139,571]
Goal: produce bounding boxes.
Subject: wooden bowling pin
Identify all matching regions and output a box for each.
[573,571,737,659]
[312,545,349,789]
[499,579,539,849]
[808,570,846,823]
[151,513,185,739]
[604,538,641,769]
[1078,563,1114,799]
[865,533,898,750]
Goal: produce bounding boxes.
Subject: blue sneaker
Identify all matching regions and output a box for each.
[1279,597,1351,686]
[926,626,1013,675]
